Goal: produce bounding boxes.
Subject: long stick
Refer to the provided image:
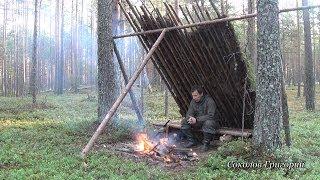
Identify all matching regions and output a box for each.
[113,40,144,125]
[113,5,320,39]
[81,29,167,158]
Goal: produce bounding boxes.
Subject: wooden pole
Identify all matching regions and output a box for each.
[113,5,320,39]
[81,29,166,158]
[113,40,144,125]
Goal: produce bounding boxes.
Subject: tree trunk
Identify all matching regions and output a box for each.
[57,1,64,94]
[247,0,257,71]
[2,1,7,96]
[296,0,302,97]
[282,81,291,147]
[311,13,316,84]
[220,0,226,16]
[89,8,95,86]
[253,0,283,154]
[97,0,118,121]
[30,0,39,104]
[164,87,168,118]
[74,0,79,92]
[174,0,179,14]
[302,0,315,110]
[22,1,28,95]
[54,0,60,93]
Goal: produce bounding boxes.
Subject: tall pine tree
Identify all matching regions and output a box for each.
[253,0,284,154]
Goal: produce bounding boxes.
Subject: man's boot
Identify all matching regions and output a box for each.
[201,132,213,152]
[181,129,197,148]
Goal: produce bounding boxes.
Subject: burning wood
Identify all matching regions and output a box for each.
[131,133,199,163]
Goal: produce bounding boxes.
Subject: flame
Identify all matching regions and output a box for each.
[134,133,175,163]
[135,133,155,153]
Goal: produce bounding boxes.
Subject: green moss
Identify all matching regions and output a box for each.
[0,86,319,178]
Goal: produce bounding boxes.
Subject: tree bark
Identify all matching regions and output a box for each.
[247,0,257,71]
[57,0,64,94]
[2,1,7,96]
[302,0,315,110]
[253,0,283,154]
[282,81,291,147]
[30,0,39,104]
[220,0,226,16]
[97,0,118,121]
[54,0,60,93]
[296,0,302,97]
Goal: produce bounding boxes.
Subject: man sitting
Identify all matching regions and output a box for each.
[181,85,219,151]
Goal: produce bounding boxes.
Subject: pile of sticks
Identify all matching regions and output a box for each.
[120,0,255,129]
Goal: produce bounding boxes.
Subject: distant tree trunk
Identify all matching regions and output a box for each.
[164,86,168,118]
[89,8,95,86]
[97,0,118,121]
[54,0,60,93]
[74,0,79,92]
[49,3,54,91]
[30,0,39,104]
[37,1,42,92]
[57,1,64,94]
[220,0,226,16]
[247,0,257,71]
[253,0,283,154]
[13,2,18,96]
[78,0,84,87]
[140,69,144,116]
[296,0,301,97]
[302,0,315,110]
[282,82,291,147]
[318,12,320,84]
[2,1,7,96]
[174,0,179,14]
[22,1,28,94]
[311,12,317,86]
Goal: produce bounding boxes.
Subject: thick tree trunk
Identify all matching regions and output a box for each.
[302,0,315,110]
[253,0,283,154]
[97,0,118,121]
[30,0,39,104]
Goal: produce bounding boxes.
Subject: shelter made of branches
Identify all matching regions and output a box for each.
[122,1,255,130]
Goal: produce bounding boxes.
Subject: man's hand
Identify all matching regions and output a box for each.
[187,116,197,124]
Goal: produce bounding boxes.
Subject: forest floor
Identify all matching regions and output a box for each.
[0,86,319,179]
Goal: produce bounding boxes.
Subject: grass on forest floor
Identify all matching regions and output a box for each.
[0,86,319,179]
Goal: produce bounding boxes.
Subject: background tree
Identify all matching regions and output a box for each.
[247,0,257,71]
[302,0,315,110]
[253,0,284,154]
[56,1,64,94]
[1,0,8,96]
[296,0,302,97]
[30,0,39,104]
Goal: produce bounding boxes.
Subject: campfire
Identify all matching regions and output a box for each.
[132,133,198,163]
